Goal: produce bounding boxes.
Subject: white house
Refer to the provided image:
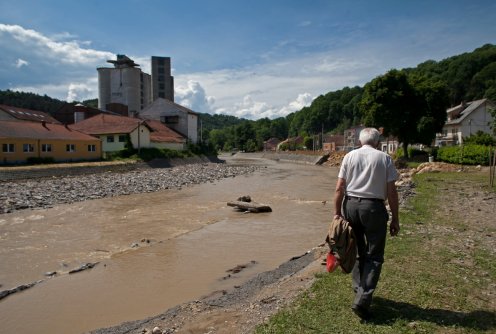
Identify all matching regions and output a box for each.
[70,114,151,153]
[139,98,199,144]
[436,99,495,146]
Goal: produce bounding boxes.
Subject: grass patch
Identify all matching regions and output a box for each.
[256,172,496,334]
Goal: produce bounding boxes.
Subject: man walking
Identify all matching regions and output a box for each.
[334,127,400,320]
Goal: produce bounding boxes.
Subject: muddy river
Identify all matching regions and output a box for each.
[0,154,338,333]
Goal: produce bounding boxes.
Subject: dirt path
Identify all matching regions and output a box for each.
[90,165,495,334]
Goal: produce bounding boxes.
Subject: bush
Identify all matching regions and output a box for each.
[394,147,429,161]
[105,143,219,162]
[437,144,493,165]
[463,131,496,146]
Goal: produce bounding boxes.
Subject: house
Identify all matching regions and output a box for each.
[343,126,365,151]
[277,136,304,151]
[0,105,60,124]
[0,119,101,164]
[323,134,344,152]
[145,119,187,150]
[436,99,495,146]
[70,114,152,154]
[139,98,199,144]
[263,138,281,151]
[379,135,399,154]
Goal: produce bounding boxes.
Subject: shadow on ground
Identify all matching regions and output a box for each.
[370,297,496,331]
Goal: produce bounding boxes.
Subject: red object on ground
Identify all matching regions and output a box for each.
[326,252,339,272]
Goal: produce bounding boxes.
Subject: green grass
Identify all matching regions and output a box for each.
[256,172,496,334]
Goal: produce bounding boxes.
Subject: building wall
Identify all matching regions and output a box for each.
[97,68,111,110]
[98,67,152,115]
[151,56,174,102]
[150,141,185,150]
[141,72,152,111]
[1,138,101,164]
[129,125,151,150]
[98,127,151,153]
[187,114,198,144]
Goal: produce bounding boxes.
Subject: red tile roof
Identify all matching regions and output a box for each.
[69,114,148,135]
[0,105,61,124]
[0,120,99,141]
[145,119,186,143]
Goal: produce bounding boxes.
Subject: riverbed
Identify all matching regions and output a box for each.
[0,153,338,334]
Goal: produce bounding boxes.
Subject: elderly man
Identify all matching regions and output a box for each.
[334,127,400,320]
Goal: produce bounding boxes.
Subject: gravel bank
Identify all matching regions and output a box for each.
[0,163,259,214]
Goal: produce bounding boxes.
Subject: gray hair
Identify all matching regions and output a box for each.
[359,128,381,146]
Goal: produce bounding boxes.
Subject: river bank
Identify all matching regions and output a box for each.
[0,160,259,214]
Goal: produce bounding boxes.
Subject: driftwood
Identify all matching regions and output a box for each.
[227,201,272,213]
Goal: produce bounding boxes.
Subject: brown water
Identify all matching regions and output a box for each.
[0,154,338,334]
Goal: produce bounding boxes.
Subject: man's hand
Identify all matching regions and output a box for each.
[390,217,400,236]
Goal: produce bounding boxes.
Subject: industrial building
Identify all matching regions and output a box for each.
[97,55,174,116]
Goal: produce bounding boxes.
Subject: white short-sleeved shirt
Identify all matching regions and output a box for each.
[338,145,398,200]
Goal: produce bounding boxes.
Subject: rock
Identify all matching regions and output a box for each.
[68,262,99,274]
[237,195,252,202]
[152,326,162,334]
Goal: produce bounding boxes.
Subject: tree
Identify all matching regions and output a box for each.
[489,106,496,135]
[464,131,496,146]
[360,70,448,158]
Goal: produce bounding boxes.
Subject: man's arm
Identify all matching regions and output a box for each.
[334,177,346,219]
[387,181,400,236]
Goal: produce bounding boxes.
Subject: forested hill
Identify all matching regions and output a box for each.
[0,90,67,114]
[286,43,496,137]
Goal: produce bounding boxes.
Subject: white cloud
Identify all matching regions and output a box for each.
[231,95,277,119]
[175,80,215,113]
[13,77,97,103]
[0,23,114,65]
[15,58,29,68]
[66,82,94,102]
[279,93,314,116]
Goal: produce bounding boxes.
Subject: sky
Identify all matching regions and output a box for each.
[0,1,495,120]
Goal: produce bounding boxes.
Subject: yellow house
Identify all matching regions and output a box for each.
[0,120,102,164]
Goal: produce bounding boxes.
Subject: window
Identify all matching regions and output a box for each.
[88,144,96,152]
[158,75,164,82]
[23,143,34,153]
[107,135,115,143]
[66,144,75,152]
[159,92,165,98]
[41,144,52,152]
[2,143,14,153]
[118,135,126,142]
[159,83,165,90]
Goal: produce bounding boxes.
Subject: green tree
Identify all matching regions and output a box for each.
[464,131,496,146]
[360,70,448,158]
[489,106,496,135]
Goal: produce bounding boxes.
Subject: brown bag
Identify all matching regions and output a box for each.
[325,216,357,273]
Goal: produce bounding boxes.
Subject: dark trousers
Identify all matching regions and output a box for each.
[344,197,388,310]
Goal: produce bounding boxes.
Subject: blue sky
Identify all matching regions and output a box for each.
[0,1,495,119]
